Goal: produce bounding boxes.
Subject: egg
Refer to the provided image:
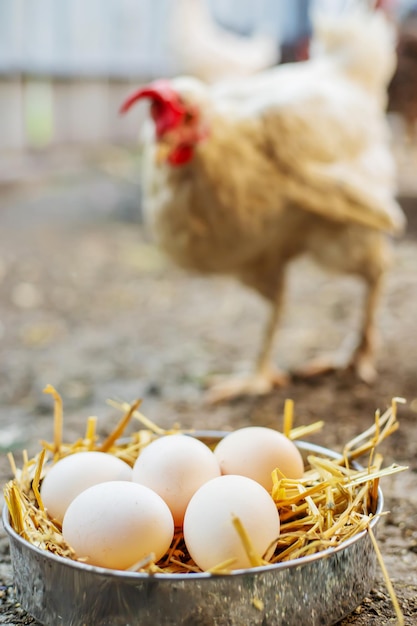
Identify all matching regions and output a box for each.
[62,481,174,570]
[132,434,221,526]
[41,451,132,524]
[183,474,280,571]
[214,426,304,491]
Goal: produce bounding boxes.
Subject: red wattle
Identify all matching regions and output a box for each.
[168,145,195,166]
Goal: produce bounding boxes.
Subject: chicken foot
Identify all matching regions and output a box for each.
[293,273,382,384]
[205,292,289,404]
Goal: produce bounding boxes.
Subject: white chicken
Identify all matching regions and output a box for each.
[121,2,406,403]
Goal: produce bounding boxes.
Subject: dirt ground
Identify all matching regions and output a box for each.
[0,138,416,625]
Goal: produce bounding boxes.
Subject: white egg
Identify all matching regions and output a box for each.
[41,451,132,524]
[183,474,280,571]
[62,481,174,570]
[132,434,221,526]
[214,426,304,491]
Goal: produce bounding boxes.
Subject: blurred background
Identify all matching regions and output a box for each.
[0,0,306,157]
[0,0,417,414]
[0,0,417,439]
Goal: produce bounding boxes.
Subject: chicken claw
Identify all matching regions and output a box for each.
[293,333,377,385]
[204,368,290,405]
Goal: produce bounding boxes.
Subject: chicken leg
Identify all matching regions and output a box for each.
[294,272,382,384]
[205,286,289,404]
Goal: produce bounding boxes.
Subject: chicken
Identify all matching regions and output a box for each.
[167,0,279,84]
[120,3,406,403]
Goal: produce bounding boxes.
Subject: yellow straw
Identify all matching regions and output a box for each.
[43,385,63,458]
[283,399,294,438]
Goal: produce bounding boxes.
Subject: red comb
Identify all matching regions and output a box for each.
[119,79,182,115]
[119,79,185,137]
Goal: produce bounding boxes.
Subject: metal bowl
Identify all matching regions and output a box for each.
[2,435,383,626]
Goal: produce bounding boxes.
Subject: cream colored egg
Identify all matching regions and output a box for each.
[62,481,174,570]
[214,426,304,491]
[183,474,280,571]
[41,451,132,524]
[132,434,221,526]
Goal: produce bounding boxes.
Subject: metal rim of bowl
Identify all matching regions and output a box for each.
[2,434,384,581]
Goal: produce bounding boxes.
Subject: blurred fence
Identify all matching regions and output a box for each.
[0,0,308,152]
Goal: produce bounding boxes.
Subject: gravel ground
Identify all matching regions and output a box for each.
[0,143,416,625]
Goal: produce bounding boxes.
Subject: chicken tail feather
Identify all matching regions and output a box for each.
[309,1,397,101]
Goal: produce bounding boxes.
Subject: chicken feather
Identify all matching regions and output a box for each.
[167,0,278,84]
